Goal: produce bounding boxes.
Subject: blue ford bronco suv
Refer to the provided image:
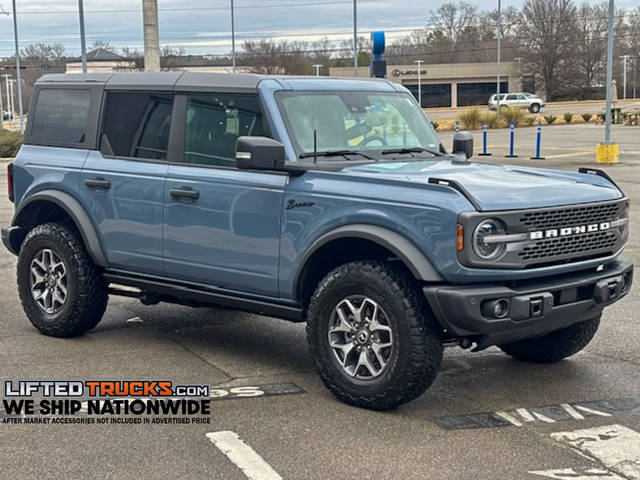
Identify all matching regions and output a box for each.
[2,72,633,410]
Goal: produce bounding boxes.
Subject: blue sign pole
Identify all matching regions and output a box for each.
[505,120,518,158]
[478,121,492,156]
[530,120,546,159]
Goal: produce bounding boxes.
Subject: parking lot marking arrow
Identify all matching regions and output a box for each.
[530,424,640,480]
[206,431,283,480]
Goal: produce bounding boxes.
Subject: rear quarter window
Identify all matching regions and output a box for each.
[30,89,91,144]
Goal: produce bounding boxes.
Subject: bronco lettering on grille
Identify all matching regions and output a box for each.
[529,222,611,240]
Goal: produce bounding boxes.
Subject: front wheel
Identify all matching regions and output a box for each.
[499,316,600,363]
[306,261,443,410]
[529,103,541,113]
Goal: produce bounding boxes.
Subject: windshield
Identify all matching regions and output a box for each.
[276,91,441,157]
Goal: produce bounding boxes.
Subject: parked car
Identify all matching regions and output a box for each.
[489,92,545,113]
[2,73,632,410]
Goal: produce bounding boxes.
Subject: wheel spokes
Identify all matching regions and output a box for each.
[327,295,394,379]
[30,249,67,315]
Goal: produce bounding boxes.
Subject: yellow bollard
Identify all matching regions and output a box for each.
[596,143,619,164]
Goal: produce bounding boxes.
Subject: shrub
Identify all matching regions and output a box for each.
[544,115,557,125]
[581,113,592,122]
[0,129,23,157]
[457,108,482,130]
[563,112,574,123]
[525,116,536,126]
[499,106,527,127]
[431,120,440,131]
[480,112,500,129]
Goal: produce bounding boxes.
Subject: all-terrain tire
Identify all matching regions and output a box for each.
[499,316,600,363]
[17,222,108,337]
[306,261,443,410]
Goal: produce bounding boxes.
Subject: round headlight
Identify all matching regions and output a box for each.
[473,219,507,260]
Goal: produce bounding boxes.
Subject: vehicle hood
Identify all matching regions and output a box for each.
[343,160,623,211]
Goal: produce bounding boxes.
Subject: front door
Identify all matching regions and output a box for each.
[163,92,285,297]
[78,91,173,275]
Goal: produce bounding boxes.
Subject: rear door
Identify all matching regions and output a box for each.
[163,92,285,297]
[78,91,173,275]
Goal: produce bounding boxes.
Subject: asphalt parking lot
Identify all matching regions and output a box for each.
[1,124,639,480]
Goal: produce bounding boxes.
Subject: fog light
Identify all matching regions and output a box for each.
[482,299,510,319]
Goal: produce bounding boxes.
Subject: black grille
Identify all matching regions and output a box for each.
[519,202,623,230]
[519,230,618,262]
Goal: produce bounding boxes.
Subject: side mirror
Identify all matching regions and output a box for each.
[235,136,286,170]
[452,131,474,159]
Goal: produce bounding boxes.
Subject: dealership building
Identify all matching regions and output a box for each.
[330,62,523,108]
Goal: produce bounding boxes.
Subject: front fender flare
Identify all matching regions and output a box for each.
[294,224,443,297]
[13,190,107,267]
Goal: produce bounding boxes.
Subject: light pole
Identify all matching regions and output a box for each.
[0,5,6,129]
[514,56,523,90]
[634,58,637,99]
[312,64,323,77]
[11,0,24,132]
[230,0,236,73]
[353,0,358,77]
[9,79,15,121]
[78,0,88,73]
[414,60,424,108]
[620,55,629,100]
[495,0,502,123]
[603,0,614,145]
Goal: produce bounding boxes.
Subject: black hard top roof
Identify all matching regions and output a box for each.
[37,71,267,93]
[36,71,393,94]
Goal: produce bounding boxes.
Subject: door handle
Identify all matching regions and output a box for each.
[170,188,200,200]
[84,178,111,190]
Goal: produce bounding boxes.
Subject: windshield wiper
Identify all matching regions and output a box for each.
[299,150,377,161]
[380,147,444,157]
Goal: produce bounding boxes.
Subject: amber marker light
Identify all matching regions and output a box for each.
[457,225,464,251]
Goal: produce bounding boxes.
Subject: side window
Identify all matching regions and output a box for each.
[506,94,517,100]
[30,89,91,145]
[101,92,173,160]
[184,93,269,167]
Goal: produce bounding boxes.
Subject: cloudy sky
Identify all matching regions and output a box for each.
[0,0,635,58]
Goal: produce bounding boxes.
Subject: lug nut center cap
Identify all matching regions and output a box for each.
[357,330,369,344]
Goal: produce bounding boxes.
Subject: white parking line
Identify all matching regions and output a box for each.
[206,431,283,480]
[560,404,585,420]
[495,411,523,426]
[530,467,626,479]
[574,405,612,417]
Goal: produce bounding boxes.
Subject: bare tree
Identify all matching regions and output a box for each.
[521,0,578,100]
[575,3,608,89]
[90,40,116,52]
[430,1,478,46]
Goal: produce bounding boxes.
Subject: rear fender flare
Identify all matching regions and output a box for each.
[13,190,107,267]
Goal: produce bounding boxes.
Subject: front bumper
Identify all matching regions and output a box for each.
[424,258,633,350]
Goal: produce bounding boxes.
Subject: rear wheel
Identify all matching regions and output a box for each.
[499,316,600,363]
[306,261,443,410]
[17,223,108,337]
